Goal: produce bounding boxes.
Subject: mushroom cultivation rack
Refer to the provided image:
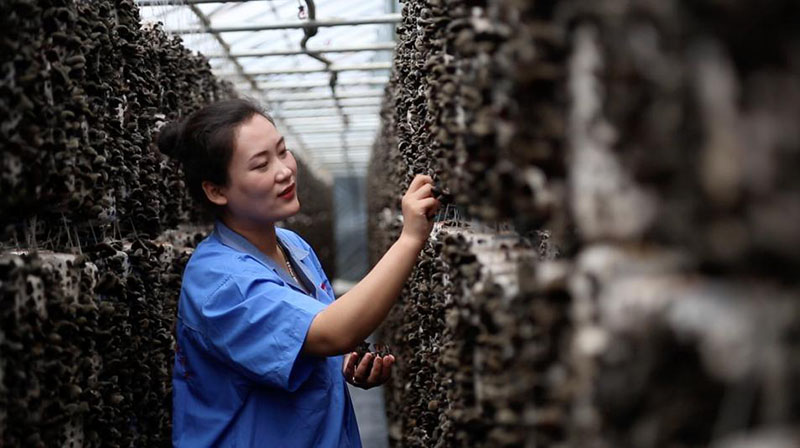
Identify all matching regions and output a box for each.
[368,0,800,447]
[0,1,335,445]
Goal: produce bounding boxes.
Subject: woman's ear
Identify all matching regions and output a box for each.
[202,181,228,206]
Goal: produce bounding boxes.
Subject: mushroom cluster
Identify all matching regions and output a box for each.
[370,0,800,447]
[0,1,335,445]
[1,0,235,244]
[1,242,188,446]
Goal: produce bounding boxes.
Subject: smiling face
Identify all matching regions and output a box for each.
[203,113,300,227]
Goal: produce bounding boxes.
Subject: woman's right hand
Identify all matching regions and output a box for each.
[400,174,440,246]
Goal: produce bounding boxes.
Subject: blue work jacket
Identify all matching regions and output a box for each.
[172,220,361,447]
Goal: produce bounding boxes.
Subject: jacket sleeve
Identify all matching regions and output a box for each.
[198,273,327,391]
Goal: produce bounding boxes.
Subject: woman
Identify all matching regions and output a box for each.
[158,98,439,447]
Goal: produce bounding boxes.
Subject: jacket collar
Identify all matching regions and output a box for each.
[212,220,310,282]
[213,220,330,301]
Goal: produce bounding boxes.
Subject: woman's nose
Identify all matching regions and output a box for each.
[275,161,293,181]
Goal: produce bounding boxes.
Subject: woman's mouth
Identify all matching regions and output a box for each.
[277,183,296,199]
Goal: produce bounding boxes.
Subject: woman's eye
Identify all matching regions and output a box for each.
[254,162,268,170]
[279,149,289,157]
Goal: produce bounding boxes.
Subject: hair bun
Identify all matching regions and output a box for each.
[156,119,187,161]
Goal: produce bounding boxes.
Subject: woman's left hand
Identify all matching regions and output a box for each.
[342,352,395,390]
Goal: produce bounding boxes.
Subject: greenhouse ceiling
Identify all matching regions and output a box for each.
[136,0,401,177]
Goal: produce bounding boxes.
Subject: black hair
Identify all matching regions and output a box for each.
[157,98,274,214]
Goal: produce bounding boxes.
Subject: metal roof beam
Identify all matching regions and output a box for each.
[302,133,377,139]
[301,130,376,135]
[313,157,371,163]
[313,151,370,158]
[324,165,369,170]
[242,77,388,90]
[281,121,379,129]
[278,105,379,114]
[306,151,373,156]
[279,109,379,119]
[223,62,391,77]
[205,42,396,58]
[308,146,372,151]
[303,141,374,147]
[308,155,371,161]
[314,157,371,163]
[315,154,370,161]
[324,154,369,161]
[284,115,379,121]
[320,162,369,170]
[281,121,378,128]
[284,126,377,133]
[323,162,369,168]
[326,170,368,175]
[282,127,379,134]
[300,131,376,138]
[302,137,375,143]
[307,148,373,155]
[268,90,383,102]
[280,114,379,120]
[136,0,260,5]
[172,14,402,34]
[306,143,373,148]
[278,98,381,110]
[278,113,380,120]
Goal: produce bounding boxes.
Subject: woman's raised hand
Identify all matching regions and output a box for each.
[304,175,440,358]
[400,174,440,246]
